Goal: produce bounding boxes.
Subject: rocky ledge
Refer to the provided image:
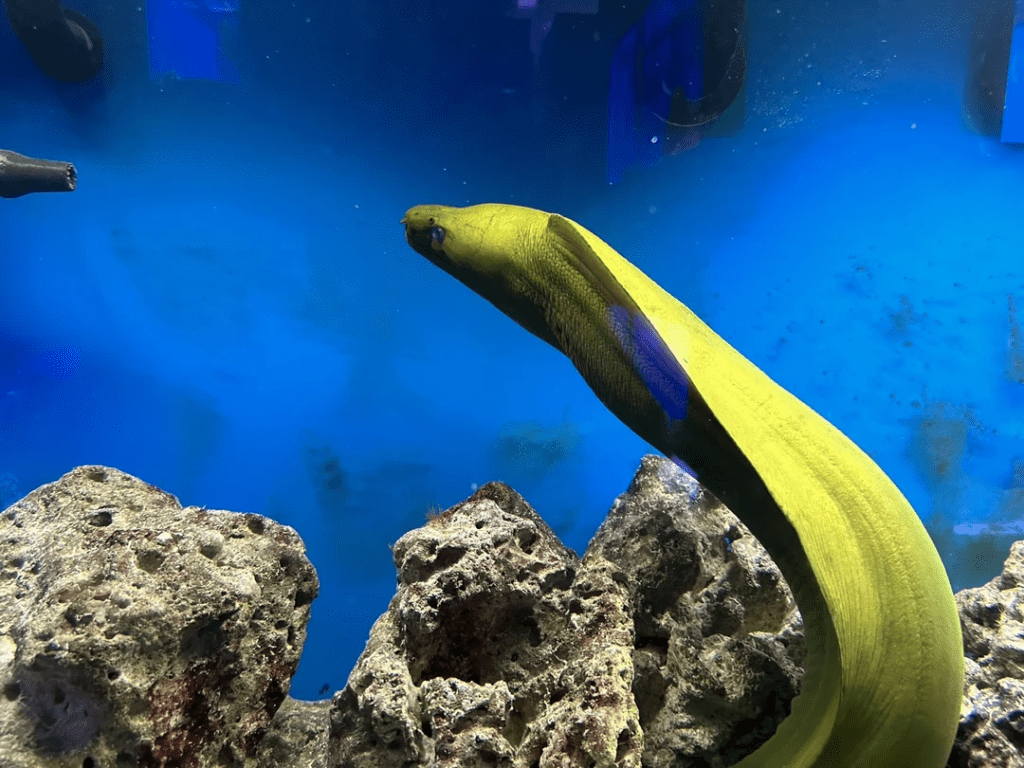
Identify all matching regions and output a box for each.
[0,459,1020,768]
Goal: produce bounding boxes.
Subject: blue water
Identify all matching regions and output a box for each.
[2,0,1022,700]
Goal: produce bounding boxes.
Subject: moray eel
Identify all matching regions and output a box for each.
[402,203,963,768]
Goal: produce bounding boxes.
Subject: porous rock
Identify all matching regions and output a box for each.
[0,465,317,768]
[331,481,641,767]
[952,539,1024,768]
[329,456,803,767]
[6,457,1024,768]
[588,456,803,768]
[255,697,331,768]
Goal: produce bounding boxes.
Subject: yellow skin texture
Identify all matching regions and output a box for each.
[402,203,964,768]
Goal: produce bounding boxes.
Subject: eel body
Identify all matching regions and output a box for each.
[402,203,963,768]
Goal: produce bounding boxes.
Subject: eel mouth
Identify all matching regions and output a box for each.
[401,212,442,267]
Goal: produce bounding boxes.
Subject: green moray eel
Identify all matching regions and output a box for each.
[402,203,963,768]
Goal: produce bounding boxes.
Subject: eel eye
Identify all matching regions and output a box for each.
[430,226,446,250]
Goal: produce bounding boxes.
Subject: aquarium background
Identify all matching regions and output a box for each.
[1,0,1022,700]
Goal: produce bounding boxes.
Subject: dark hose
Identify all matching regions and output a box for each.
[0,149,77,198]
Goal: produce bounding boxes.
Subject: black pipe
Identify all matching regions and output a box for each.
[0,150,77,199]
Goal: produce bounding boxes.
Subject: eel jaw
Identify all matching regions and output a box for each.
[402,209,456,278]
[402,216,435,261]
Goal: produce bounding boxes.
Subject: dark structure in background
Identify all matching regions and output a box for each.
[0,149,76,198]
[147,0,239,83]
[962,0,1019,139]
[1008,2,1024,142]
[3,0,104,83]
[607,0,746,183]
